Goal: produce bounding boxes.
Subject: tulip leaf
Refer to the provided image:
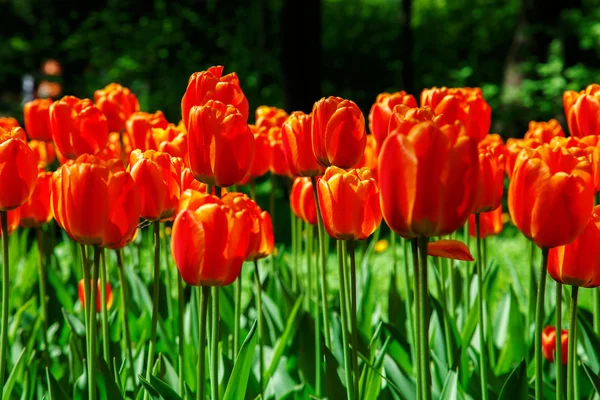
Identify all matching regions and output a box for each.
[583,362,600,395]
[323,340,346,400]
[497,359,527,400]
[47,368,70,400]
[138,374,160,399]
[578,313,600,373]
[383,354,416,399]
[362,336,391,400]
[223,320,258,400]
[439,369,459,400]
[149,375,183,400]
[97,357,125,400]
[2,348,27,400]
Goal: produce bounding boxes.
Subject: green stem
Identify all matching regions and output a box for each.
[144,221,161,400]
[436,252,453,368]
[36,228,49,352]
[0,211,9,386]
[306,223,313,312]
[594,289,600,336]
[116,250,135,388]
[177,274,185,395]
[567,286,579,400]
[447,252,456,318]
[163,229,175,338]
[89,246,101,400]
[347,240,360,399]
[402,239,416,365]
[556,282,563,400]
[411,239,422,400]
[233,275,242,360]
[254,260,264,398]
[292,212,298,293]
[197,286,210,400]
[417,238,431,400]
[306,224,320,394]
[535,248,549,400]
[475,214,488,400]
[391,232,397,277]
[100,249,110,367]
[464,223,471,310]
[210,287,219,400]
[528,240,537,349]
[80,244,91,396]
[337,240,353,400]
[310,176,332,349]
[314,233,322,398]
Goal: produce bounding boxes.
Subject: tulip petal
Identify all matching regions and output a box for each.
[427,239,474,261]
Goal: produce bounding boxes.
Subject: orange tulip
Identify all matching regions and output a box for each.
[181,65,249,129]
[290,177,317,225]
[28,140,56,168]
[355,135,378,175]
[171,193,250,286]
[222,193,274,260]
[125,111,169,152]
[379,121,479,238]
[524,119,565,143]
[187,100,255,187]
[128,149,181,221]
[52,154,141,248]
[468,206,503,239]
[427,239,474,261]
[78,279,114,313]
[99,132,128,166]
[0,127,38,211]
[505,137,542,179]
[23,98,54,141]
[94,83,139,132]
[563,84,600,138]
[542,326,568,364]
[387,105,437,137]
[19,168,52,228]
[49,96,109,159]
[180,169,228,196]
[317,167,381,240]
[474,134,505,213]
[577,135,600,192]
[268,127,290,176]
[547,205,600,287]
[153,124,188,160]
[508,144,594,249]
[282,111,324,177]
[0,117,20,130]
[421,87,491,141]
[255,106,288,129]
[311,96,366,168]
[368,91,417,147]
[242,125,271,181]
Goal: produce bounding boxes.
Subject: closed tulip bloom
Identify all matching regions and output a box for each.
[171,193,250,286]
[542,326,568,364]
[317,166,381,240]
[187,100,255,187]
[547,205,600,287]
[268,127,290,176]
[387,105,437,137]
[524,119,565,143]
[577,135,600,192]
[52,154,141,248]
[94,83,139,132]
[78,279,114,313]
[505,137,543,179]
[0,127,38,210]
[23,98,53,141]
[563,84,600,138]
[368,91,418,146]
[0,117,20,130]
[243,125,271,181]
[468,205,503,239]
[282,111,324,177]
[379,121,479,238]
[181,65,249,129]
[222,193,274,260]
[475,134,506,213]
[129,149,181,221]
[290,177,317,225]
[311,96,366,168]
[28,140,56,168]
[355,135,378,175]
[508,144,594,249]
[19,168,52,228]
[255,106,288,129]
[125,111,169,152]
[49,96,109,159]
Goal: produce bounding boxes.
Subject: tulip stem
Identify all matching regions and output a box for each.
[475,214,488,400]
[144,221,161,400]
[254,260,264,398]
[391,232,397,277]
[436,252,453,368]
[80,244,92,396]
[528,240,537,350]
[291,211,298,293]
[411,239,422,400]
[177,274,185,395]
[556,282,563,400]
[0,212,9,387]
[535,248,549,400]
[594,289,600,336]
[116,249,135,388]
[337,240,354,400]
[417,237,432,400]
[347,240,360,399]
[100,248,110,368]
[233,275,242,360]
[567,286,579,400]
[36,228,49,352]
[463,223,471,312]
[197,286,210,400]
[89,246,101,400]
[306,224,321,394]
[210,287,219,400]
[402,238,416,366]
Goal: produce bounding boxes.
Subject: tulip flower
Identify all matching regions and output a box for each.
[187,100,255,187]
[282,111,324,177]
[474,134,506,213]
[505,137,542,179]
[19,168,53,228]
[427,239,474,261]
[181,65,249,129]
[78,279,114,313]
[23,98,54,141]
[563,84,600,138]
[125,111,169,152]
[368,91,417,147]
[524,119,565,143]
[387,105,437,136]
[268,127,290,176]
[94,83,139,132]
[508,144,594,249]
[317,166,381,240]
[51,154,141,249]
[290,177,317,226]
[49,96,109,159]
[128,149,182,222]
[98,132,129,166]
[241,125,271,183]
[28,140,56,167]
[0,127,38,211]
[153,124,187,160]
[542,326,568,364]
[255,106,288,129]
[0,117,20,130]
[171,193,250,286]
[355,135,378,175]
[311,96,366,168]
[0,209,20,237]
[468,206,503,239]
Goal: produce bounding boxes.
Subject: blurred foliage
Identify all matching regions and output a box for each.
[2,0,600,137]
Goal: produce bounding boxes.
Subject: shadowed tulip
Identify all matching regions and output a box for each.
[290,177,317,226]
[24,99,54,141]
[19,167,53,228]
[268,127,290,176]
[28,140,55,168]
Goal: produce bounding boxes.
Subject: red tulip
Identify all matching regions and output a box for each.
[153,124,188,161]
[255,106,288,129]
[474,134,506,213]
[524,119,565,143]
[94,83,139,132]
[505,137,542,179]
[368,91,417,147]
[542,326,568,364]
[290,177,317,226]
[0,209,20,237]
[0,127,38,210]
[242,125,271,181]
[268,127,290,176]
[387,105,437,137]
[125,111,169,152]
[28,140,56,168]
[78,279,114,313]
[24,98,54,141]
[468,206,503,239]
[563,84,600,138]
[281,111,324,177]
[19,167,53,228]
[355,135,378,176]
[0,118,20,130]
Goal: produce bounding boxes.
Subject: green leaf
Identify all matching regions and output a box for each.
[439,370,458,400]
[149,375,183,400]
[583,362,600,395]
[2,348,27,400]
[498,359,527,400]
[362,336,391,400]
[97,358,125,400]
[223,320,258,400]
[46,368,69,400]
[139,374,160,399]
[579,314,600,372]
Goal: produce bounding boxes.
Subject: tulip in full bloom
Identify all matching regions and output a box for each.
[255,106,288,129]
[171,193,250,286]
[23,98,54,141]
[78,279,114,313]
[311,96,366,168]
[19,167,53,228]
[468,206,503,239]
[368,91,417,147]
[125,111,169,152]
[94,83,139,132]
[187,100,255,187]
[542,326,568,364]
[563,84,600,138]
[290,177,317,226]
[474,134,506,213]
[282,111,324,177]
[49,96,109,159]
[0,127,38,211]
[317,167,381,240]
[508,144,594,249]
